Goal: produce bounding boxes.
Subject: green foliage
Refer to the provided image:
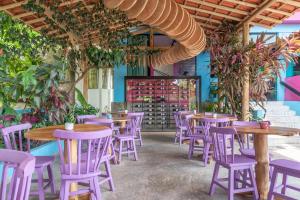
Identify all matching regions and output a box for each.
[207,22,299,117]
[74,88,99,116]
[74,104,99,116]
[75,88,88,107]
[64,107,75,123]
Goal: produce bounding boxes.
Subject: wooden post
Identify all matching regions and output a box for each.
[242,22,250,121]
[254,135,270,200]
[149,28,154,76]
[83,60,89,100]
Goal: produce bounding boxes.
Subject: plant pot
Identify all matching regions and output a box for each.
[193,110,197,115]
[65,123,74,130]
[259,121,270,129]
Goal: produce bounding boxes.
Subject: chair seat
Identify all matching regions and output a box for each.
[222,155,256,167]
[240,148,255,158]
[115,134,134,139]
[270,159,300,172]
[35,156,55,167]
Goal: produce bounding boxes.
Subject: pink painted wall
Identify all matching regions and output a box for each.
[284,75,300,101]
[283,12,300,24]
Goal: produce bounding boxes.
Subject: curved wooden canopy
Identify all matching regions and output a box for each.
[104,0,206,66]
[1,0,300,66]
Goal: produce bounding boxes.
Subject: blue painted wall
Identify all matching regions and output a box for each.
[196,51,211,102]
[113,64,127,102]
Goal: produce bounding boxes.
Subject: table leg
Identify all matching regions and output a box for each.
[254,134,269,200]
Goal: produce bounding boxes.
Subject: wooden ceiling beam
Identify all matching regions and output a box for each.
[185,1,282,24]
[26,17,45,24]
[181,4,242,21]
[0,1,26,11]
[224,0,293,16]
[278,0,300,7]
[237,0,278,28]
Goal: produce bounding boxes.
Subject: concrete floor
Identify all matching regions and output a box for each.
[32,132,300,200]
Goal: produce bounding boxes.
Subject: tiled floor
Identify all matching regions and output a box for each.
[31,132,300,200]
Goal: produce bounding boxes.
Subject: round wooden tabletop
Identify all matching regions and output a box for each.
[234,126,300,136]
[25,124,109,141]
[192,114,237,121]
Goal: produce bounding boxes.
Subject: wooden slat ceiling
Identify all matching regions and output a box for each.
[176,0,300,30]
[1,0,300,43]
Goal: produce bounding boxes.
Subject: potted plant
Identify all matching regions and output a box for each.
[64,110,75,130]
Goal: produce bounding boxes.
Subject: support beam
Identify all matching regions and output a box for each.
[237,0,278,28]
[242,22,250,121]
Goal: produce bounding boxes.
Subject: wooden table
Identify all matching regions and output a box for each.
[25,124,109,200]
[234,126,300,200]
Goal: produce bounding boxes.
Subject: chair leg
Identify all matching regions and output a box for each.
[179,130,182,146]
[203,143,211,166]
[188,138,194,159]
[267,168,278,200]
[281,173,287,195]
[118,140,123,162]
[249,168,259,200]
[209,163,220,195]
[47,165,56,194]
[36,167,45,200]
[110,141,117,164]
[132,139,138,161]
[228,169,234,200]
[138,130,143,146]
[104,159,115,191]
[59,180,65,200]
[63,181,70,200]
[92,177,101,200]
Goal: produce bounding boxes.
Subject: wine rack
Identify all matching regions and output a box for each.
[125,76,200,131]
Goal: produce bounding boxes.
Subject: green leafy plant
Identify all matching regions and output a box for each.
[207,22,299,117]
[64,108,75,124]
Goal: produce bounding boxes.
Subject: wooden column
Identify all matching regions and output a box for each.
[242,22,250,121]
[83,68,89,100]
[149,28,154,76]
[254,135,270,200]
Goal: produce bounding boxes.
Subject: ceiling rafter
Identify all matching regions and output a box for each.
[237,0,279,28]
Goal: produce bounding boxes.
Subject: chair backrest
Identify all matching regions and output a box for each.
[173,112,181,127]
[232,120,260,150]
[76,115,97,124]
[198,117,230,137]
[1,123,32,152]
[182,114,194,136]
[210,127,236,164]
[0,149,35,200]
[125,114,140,136]
[84,119,114,129]
[54,128,112,178]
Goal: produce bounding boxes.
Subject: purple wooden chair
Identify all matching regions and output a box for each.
[268,159,300,200]
[1,123,56,200]
[209,127,259,200]
[183,114,204,159]
[85,119,117,163]
[54,128,112,200]
[76,115,97,124]
[134,112,144,146]
[0,149,36,200]
[189,117,230,166]
[232,121,260,158]
[174,112,189,146]
[114,114,139,162]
